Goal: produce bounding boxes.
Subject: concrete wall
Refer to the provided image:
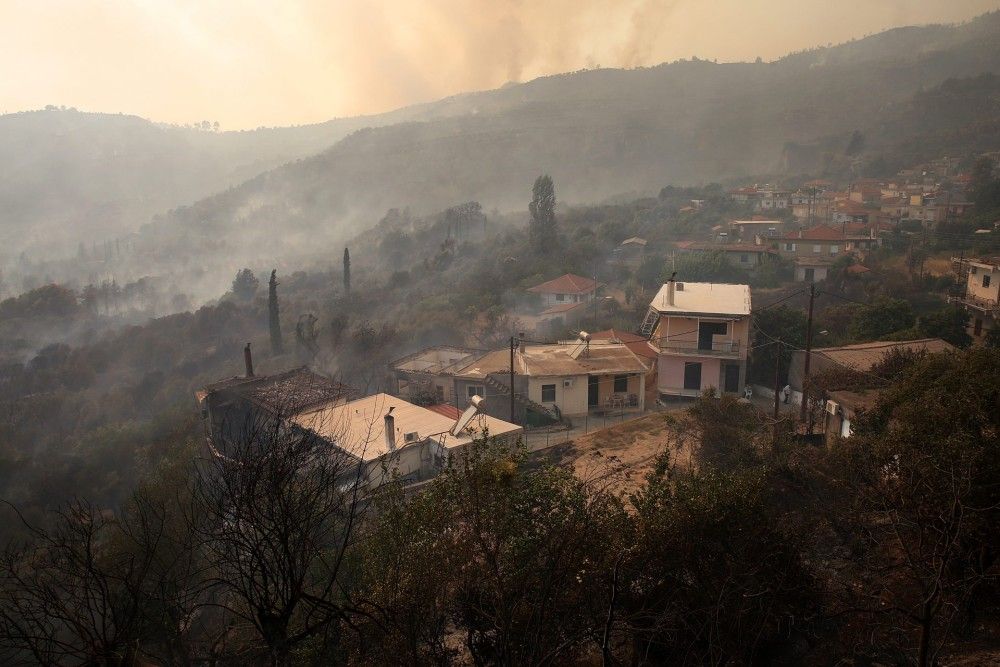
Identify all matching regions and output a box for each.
[528,374,589,416]
[658,357,745,396]
[654,316,750,360]
[794,265,830,282]
[967,264,1000,303]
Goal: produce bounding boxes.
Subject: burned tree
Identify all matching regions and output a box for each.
[191,398,371,663]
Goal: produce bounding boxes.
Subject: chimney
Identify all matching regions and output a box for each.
[384,407,396,452]
[518,333,525,354]
[244,343,254,377]
[666,278,675,307]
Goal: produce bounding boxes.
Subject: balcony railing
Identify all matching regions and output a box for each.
[657,340,741,357]
[947,294,998,313]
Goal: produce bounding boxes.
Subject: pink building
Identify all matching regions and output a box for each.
[640,281,752,399]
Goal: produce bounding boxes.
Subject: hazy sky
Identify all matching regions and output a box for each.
[1,0,998,129]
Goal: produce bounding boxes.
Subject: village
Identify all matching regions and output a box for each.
[195,152,1000,493]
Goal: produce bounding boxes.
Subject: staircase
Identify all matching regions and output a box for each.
[638,308,659,338]
[484,373,561,424]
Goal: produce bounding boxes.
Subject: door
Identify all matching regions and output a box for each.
[804,268,815,282]
[723,364,740,393]
[683,362,702,391]
[698,322,728,351]
[588,375,599,407]
[974,318,983,336]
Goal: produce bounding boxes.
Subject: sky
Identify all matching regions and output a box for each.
[1,0,998,130]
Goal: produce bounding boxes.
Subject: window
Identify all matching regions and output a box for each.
[541,384,556,402]
[829,245,838,255]
[984,275,992,288]
[812,244,822,253]
[614,374,629,393]
[784,242,796,252]
[555,293,565,302]
[435,386,445,402]
[740,253,749,263]
[467,385,484,398]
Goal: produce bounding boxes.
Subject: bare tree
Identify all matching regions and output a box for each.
[189,401,372,664]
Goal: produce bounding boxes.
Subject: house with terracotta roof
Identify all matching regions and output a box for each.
[640,280,752,399]
[527,273,602,308]
[769,224,879,281]
[728,219,786,240]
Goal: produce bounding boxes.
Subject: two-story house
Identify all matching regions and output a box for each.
[641,280,752,400]
[949,257,1000,340]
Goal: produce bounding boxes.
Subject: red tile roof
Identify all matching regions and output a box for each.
[426,403,461,419]
[527,274,601,295]
[675,241,774,253]
[590,329,647,343]
[846,264,871,275]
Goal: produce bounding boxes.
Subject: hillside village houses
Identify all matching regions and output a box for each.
[949,256,1000,339]
[770,223,881,282]
[640,280,752,399]
[198,352,520,489]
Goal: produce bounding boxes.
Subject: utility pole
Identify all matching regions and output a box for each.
[773,340,782,446]
[509,335,516,425]
[799,283,815,425]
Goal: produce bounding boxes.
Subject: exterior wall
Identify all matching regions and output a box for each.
[653,314,750,398]
[966,265,1000,303]
[653,315,750,360]
[794,265,830,282]
[538,290,595,308]
[657,356,746,397]
[527,375,589,416]
[777,240,844,258]
[592,373,645,412]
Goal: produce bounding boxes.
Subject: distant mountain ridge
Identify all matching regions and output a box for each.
[4,11,1000,270]
[143,12,1000,271]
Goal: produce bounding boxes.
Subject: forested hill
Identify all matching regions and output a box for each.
[6,12,1000,276]
[0,102,460,260]
[142,12,1000,278]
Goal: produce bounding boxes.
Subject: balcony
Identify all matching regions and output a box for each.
[948,294,998,314]
[657,340,741,358]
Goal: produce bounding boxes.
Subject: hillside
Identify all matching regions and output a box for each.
[137,11,1000,290]
[0,101,469,260]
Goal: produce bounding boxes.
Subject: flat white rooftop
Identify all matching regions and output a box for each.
[291,393,521,461]
[650,282,751,317]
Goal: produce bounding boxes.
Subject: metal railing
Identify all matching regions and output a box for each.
[947,294,998,313]
[657,340,741,357]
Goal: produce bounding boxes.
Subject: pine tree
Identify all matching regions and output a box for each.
[343,248,351,294]
[269,269,283,355]
[529,175,557,252]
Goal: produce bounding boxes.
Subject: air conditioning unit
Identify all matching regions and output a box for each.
[563,379,574,388]
[403,431,420,443]
[825,400,839,415]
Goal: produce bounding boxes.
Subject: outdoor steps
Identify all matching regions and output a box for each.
[483,373,561,422]
[638,308,658,337]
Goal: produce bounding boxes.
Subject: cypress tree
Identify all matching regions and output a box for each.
[343,247,351,294]
[529,175,557,252]
[269,269,283,355]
